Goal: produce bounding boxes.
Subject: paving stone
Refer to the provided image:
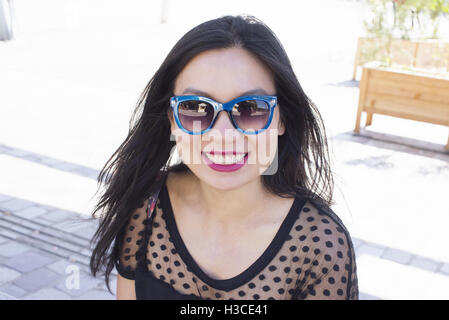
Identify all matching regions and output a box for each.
[351,237,364,250]
[13,206,48,219]
[0,266,22,285]
[3,250,57,273]
[0,145,12,154]
[67,254,90,266]
[21,154,43,162]
[70,167,100,178]
[40,209,81,223]
[0,235,8,245]
[0,220,13,228]
[7,218,38,230]
[88,172,100,180]
[51,162,81,172]
[55,272,102,297]
[80,248,91,256]
[355,243,386,258]
[6,149,31,157]
[381,247,413,265]
[38,157,63,166]
[0,283,28,298]
[23,288,72,300]
[9,223,30,234]
[75,289,115,300]
[0,242,32,257]
[0,194,12,202]
[0,291,18,300]
[55,219,94,234]
[359,291,382,300]
[47,260,84,276]
[409,256,439,272]
[96,275,117,292]
[0,229,21,240]
[0,198,36,212]
[13,268,60,292]
[70,224,98,240]
[439,263,449,275]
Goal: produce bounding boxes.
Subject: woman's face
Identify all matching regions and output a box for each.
[169,47,285,190]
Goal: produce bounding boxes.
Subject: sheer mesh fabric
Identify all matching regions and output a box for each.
[116,182,358,300]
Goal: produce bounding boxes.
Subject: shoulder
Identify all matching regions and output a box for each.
[119,199,151,247]
[300,198,352,238]
[288,198,359,299]
[293,198,356,263]
[115,198,151,280]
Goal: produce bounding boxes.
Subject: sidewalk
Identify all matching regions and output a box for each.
[1,131,449,300]
[0,152,116,299]
[1,0,449,300]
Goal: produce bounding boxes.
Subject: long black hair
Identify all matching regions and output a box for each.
[89,14,334,293]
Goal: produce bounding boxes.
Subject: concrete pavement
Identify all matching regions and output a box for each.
[1,136,449,299]
[0,147,116,299]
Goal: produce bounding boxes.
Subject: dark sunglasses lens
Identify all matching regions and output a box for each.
[178,100,214,132]
[232,100,270,132]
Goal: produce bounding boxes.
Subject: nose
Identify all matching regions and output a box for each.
[211,110,236,133]
[204,110,241,147]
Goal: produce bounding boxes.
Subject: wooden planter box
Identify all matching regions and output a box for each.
[352,37,449,80]
[354,62,449,150]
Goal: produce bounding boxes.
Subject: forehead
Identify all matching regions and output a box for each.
[174,47,275,102]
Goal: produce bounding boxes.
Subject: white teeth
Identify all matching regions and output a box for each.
[204,153,246,165]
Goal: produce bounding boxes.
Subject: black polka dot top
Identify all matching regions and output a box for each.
[115,181,359,300]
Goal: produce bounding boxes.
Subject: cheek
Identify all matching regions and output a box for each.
[247,128,279,168]
[171,115,199,159]
[271,107,284,133]
[175,132,202,163]
[259,107,281,155]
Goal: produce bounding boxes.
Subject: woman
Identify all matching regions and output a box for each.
[90,14,358,300]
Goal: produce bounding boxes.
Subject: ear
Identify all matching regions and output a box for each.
[278,120,285,136]
[277,105,286,136]
[167,108,176,132]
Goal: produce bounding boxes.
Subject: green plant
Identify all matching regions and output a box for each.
[360,0,449,71]
[364,0,449,40]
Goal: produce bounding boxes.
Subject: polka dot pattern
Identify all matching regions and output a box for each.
[116,190,358,300]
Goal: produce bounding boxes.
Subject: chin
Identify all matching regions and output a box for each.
[189,164,258,191]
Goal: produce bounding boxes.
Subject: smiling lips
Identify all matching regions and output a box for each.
[202,151,248,171]
[203,151,247,165]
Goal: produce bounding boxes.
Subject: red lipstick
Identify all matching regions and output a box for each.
[202,152,249,172]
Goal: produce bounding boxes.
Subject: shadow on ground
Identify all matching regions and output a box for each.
[334,129,449,162]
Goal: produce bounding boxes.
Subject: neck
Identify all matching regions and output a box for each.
[195,176,272,228]
[166,170,280,233]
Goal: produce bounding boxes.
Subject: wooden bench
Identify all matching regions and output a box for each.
[354,62,449,150]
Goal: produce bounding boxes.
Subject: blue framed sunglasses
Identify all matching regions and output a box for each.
[169,95,278,135]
